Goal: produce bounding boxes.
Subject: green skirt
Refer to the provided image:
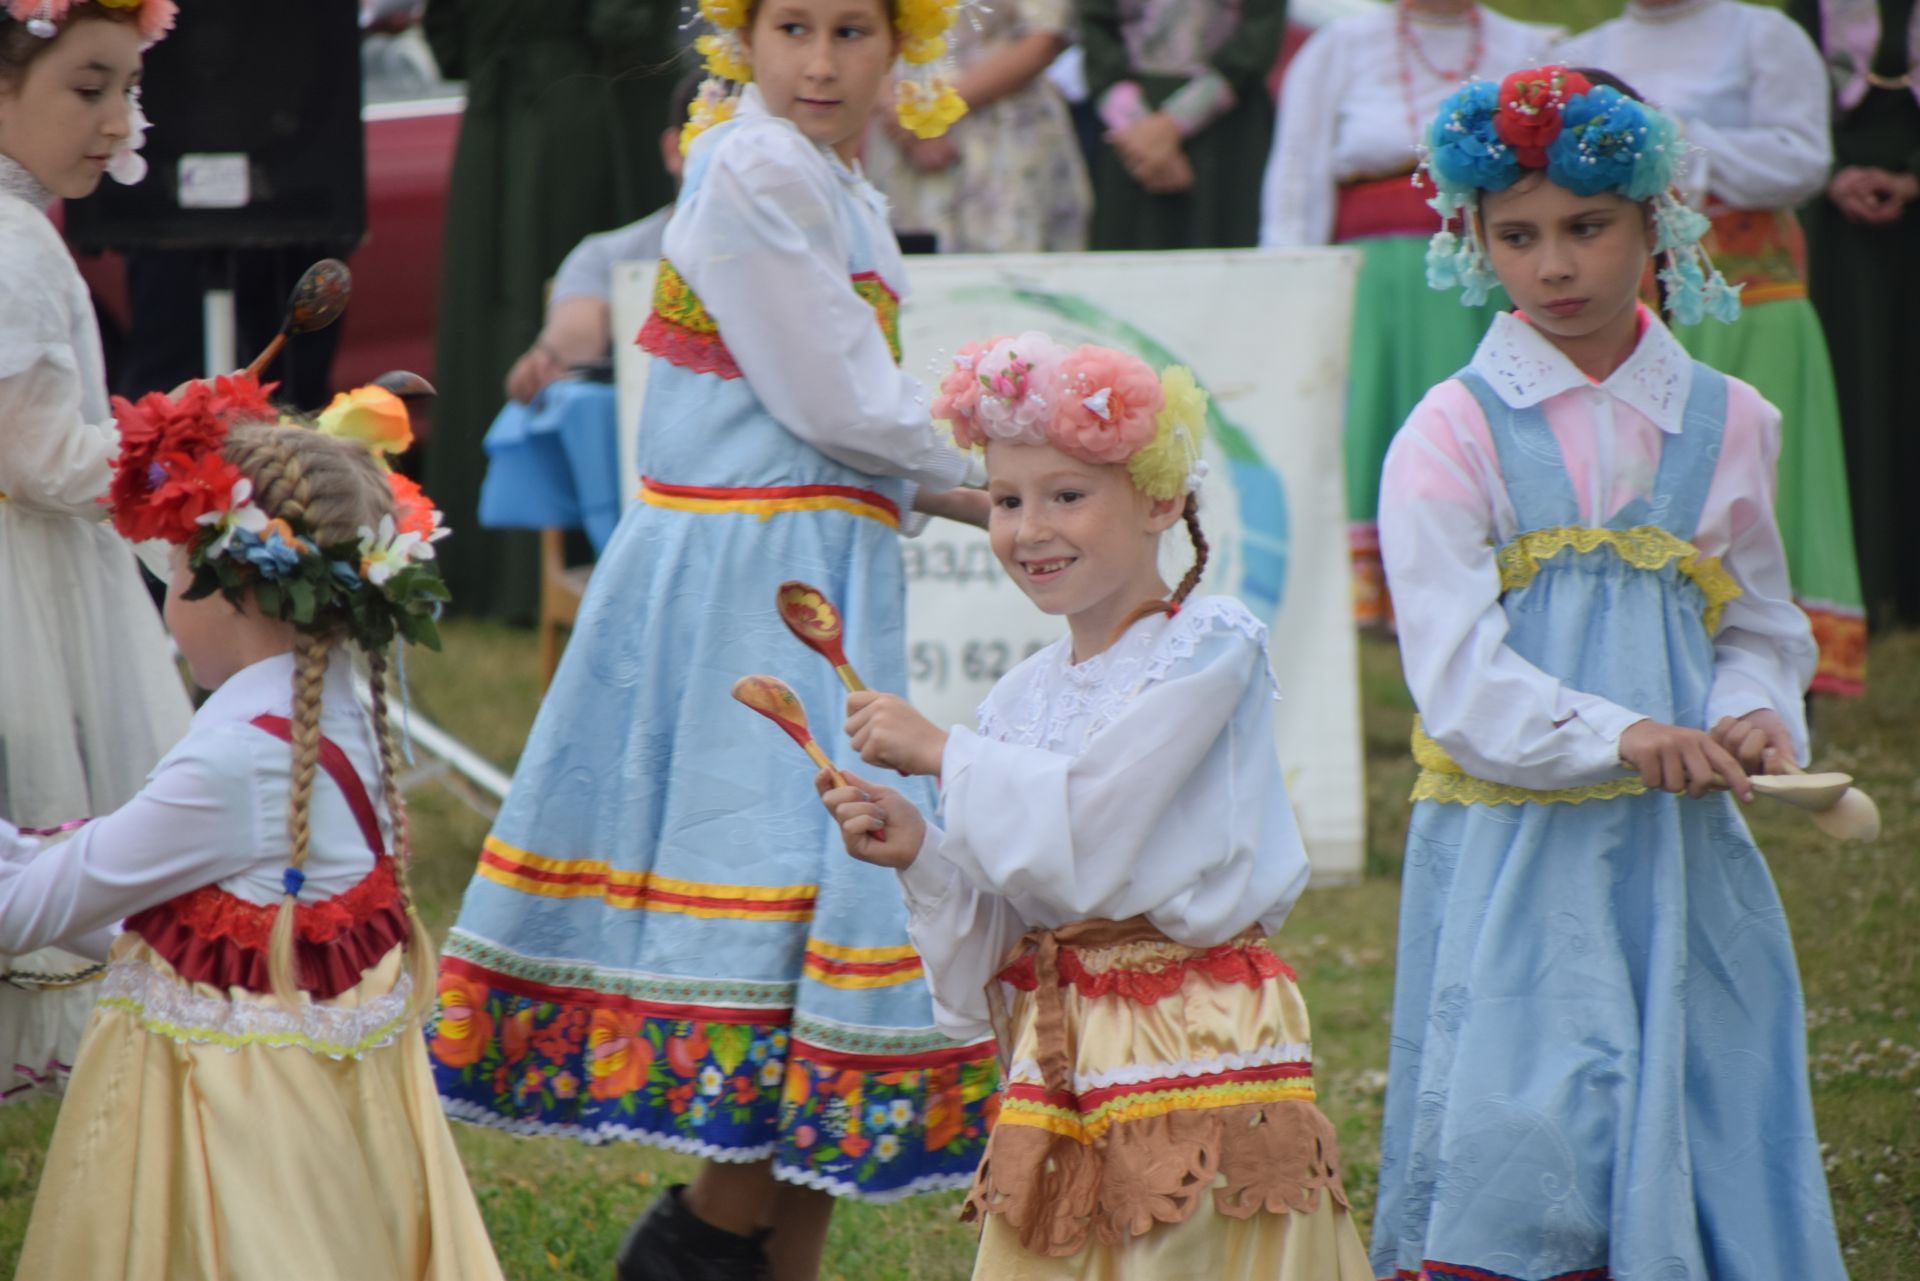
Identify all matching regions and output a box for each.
[1343,234,1509,625]
[1672,297,1866,695]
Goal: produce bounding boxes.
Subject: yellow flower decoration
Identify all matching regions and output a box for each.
[901,33,946,65]
[1125,365,1210,501]
[680,83,740,154]
[695,32,753,83]
[316,385,412,469]
[893,0,951,40]
[699,0,749,30]
[897,79,968,140]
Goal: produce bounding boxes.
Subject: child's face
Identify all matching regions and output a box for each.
[163,548,294,691]
[1480,176,1653,349]
[743,0,897,164]
[985,442,1182,632]
[0,18,140,200]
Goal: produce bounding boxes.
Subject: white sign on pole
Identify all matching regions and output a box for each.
[612,249,1366,882]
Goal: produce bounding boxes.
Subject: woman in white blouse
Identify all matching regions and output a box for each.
[1559,0,1871,699]
[1259,0,1555,626]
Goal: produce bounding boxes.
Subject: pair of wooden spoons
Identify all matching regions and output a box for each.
[732,582,880,831]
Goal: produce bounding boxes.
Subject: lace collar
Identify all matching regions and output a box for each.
[1468,306,1693,434]
[0,154,54,213]
[978,597,1275,752]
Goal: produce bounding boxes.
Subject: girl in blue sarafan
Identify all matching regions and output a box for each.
[427,0,997,1277]
[1370,65,1850,1281]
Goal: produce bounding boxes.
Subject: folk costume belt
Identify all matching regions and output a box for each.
[638,477,901,529]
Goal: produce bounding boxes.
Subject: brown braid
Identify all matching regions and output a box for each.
[367,646,437,1019]
[220,424,397,1008]
[1107,494,1210,646]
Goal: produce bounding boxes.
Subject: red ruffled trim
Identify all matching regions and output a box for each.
[124,858,409,1000]
[637,311,743,380]
[998,939,1293,1006]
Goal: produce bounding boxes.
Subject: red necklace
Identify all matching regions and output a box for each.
[1395,1,1486,150]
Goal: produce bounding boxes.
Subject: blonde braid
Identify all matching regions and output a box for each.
[367,645,437,1020]
[267,628,332,1007]
[1107,494,1210,646]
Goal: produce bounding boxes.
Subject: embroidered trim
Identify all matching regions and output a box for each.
[978,597,1276,750]
[1410,719,1649,807]
[97,956,413,1060]
[443,930,799,1010]
[998,937,1292,1005]
[476,835,819,919]
[999,1067,1317,1144]
[638,259,904,378]
[802,939,924,990]
[1005,1041,1315,1094]
[1495,524,1739,633]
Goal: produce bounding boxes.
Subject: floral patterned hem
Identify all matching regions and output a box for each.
[429,962,998,1200]
[1393,1265,1610,1281]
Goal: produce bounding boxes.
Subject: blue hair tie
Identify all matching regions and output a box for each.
[282,867,306,899]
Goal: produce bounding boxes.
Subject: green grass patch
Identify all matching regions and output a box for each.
[0,622,1910,1278]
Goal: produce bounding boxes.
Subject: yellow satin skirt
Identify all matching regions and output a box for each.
[968,926,1372,1280]
[19,935,504,1281]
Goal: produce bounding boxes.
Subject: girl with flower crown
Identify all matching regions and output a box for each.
[0,377,501,1279]
[0,0,189,1100]
[1258,0,1558,627]
[1371,66,1848,1278]
[428,2,996,1278]
[819,333,1373,1279]
[1560,0,1870,698]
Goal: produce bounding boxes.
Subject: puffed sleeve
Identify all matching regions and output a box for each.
[1260,21,1340,247]
[1380,386,1648,789]
[1679,11,1833,208]
[896,826,1030,1042]
[0,261,123,520]
[1700,385,1816,760]
[938,626,1299,929]
[0,729,260,958]
[669,126,969,492]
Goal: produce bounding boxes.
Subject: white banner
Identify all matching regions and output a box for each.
[614,248,1366,881]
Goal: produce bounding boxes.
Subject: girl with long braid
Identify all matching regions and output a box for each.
[0,377,503,1279]
[820,333,1372,1278]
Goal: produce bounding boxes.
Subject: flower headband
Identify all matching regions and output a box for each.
[1420,65,1740,325]
[682,0,970,151]
[931,332,1210,502]
[108,374,450,652]
[5,0,176,43]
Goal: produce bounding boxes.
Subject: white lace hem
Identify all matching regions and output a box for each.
[97,957,413,1060]
[1005,1040,1315,1092]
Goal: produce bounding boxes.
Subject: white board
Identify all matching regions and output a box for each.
[612,248,1367,882]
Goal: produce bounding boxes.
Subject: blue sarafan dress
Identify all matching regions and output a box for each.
[430,86,995,1201]
[1370,312,1848,1280]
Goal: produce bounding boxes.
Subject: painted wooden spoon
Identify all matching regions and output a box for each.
[732,675,883,839]
[244,258,352,380]
[776,581,865,693]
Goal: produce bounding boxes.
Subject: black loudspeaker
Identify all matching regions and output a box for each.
[63,0,366,255]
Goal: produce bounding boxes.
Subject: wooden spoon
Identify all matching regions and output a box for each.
[1756,758,1882,842]
[244,258,352,380]
[776,581,865,693]
[732,675,884,839]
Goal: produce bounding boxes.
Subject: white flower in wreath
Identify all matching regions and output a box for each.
[357,513,432,586]
[195,478,270,557]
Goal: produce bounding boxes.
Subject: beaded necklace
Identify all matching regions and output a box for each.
[1396,1,1485,153]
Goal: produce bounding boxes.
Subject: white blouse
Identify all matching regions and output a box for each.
[896,597,1313,1042]
[1259,5,1558,247]
[1378,309,1816,793]
[1556,0,1832,210]
[0,652,395,961]
[665,86,968,494]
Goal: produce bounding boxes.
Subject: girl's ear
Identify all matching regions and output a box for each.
[1146,493,1183,533]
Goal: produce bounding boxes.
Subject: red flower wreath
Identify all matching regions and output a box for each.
[108,377,273,545]
[1493,66,1592,169]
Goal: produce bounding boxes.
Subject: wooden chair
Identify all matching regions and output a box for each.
[537,527,592,690]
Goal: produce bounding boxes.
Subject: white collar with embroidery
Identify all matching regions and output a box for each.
[1468,307,1694,435]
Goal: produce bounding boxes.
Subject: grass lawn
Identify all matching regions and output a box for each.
[0,622,1912,1278]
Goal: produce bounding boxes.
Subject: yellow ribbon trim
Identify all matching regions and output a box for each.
[1495,525,1739,634]
[1411,719,1650,806]
[98,996,412,1059]
[800,961,924,990]
[638,486,900,529]
[478,835,818,919]
[805,939,920,963]
[1000,1080,1318,1144]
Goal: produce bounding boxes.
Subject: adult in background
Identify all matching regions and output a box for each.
[1789,0,1920,629]
[422,0,680,622]
[863,0,1091,252]
[1079,0,1288,250]
[1561,0,1870,696]
[1260,0,1554,626]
